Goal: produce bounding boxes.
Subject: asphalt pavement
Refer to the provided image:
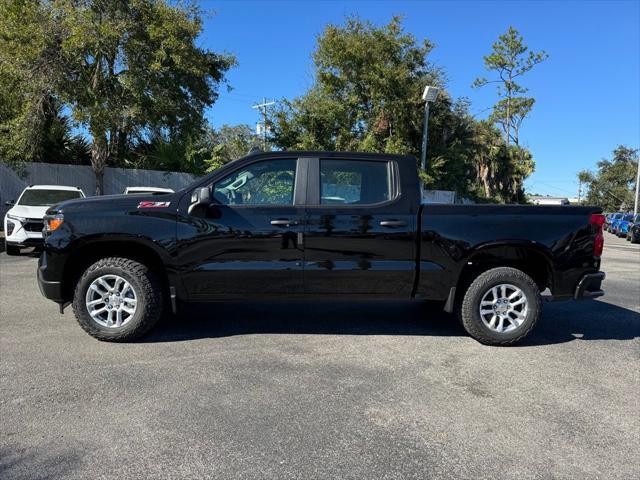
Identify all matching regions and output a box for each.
[0,234,638,479]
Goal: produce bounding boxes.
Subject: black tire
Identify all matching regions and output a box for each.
[458,267,541,346]
[631,235,640,244]
[72,257,164,341]
[5,243,21,256]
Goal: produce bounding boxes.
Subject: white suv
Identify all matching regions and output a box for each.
[4,185,85,255]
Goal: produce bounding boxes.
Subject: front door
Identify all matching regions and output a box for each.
[177,157,305,299]
[303,157,416,296]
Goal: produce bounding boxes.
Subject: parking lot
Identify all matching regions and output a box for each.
[0,234,638,479]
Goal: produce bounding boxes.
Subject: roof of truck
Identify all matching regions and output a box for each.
[243,150,416,161]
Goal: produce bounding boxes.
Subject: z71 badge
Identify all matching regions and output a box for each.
[137,201,171,209]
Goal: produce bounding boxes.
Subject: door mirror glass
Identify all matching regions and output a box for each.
[196,187,211,204]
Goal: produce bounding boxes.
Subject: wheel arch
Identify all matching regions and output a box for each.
[61,237,172,301]
[456,241,554,298]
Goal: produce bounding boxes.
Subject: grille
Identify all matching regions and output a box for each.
[23,219,44,232]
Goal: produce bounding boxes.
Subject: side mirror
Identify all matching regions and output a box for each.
[188,187,212,216]
[5,200,15,206]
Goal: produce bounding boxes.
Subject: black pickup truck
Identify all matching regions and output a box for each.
[37,151,606,345]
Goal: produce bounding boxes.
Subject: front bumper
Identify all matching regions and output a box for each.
[5,218,45,247]
[574,272,605,300]
[37,253,64,302]
[6,238,44,248]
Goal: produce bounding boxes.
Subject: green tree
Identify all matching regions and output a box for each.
[132,123,260,175]
[269,16,482,197]
[269,17,537,202]
[0,1,68,170]
[473,27,548,146]
[577,169,594,204]
[0,0,235,194]
[204,124,261,173]
[580,146,638,211]
[269,16,441,154]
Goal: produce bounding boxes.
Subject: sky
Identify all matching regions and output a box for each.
[197,0,640,198]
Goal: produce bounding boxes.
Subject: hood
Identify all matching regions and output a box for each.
[48,192,181,215]
[6,204,50,220]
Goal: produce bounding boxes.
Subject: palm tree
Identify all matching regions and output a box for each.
[577,170,594,204]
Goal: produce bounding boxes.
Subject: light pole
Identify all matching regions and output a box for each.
[634,157,639,215]
[421,86,440,193]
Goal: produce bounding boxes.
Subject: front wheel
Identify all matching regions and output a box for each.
[72,257,164,341]
[458,267,541,346]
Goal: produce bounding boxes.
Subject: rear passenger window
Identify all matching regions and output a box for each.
[320,159,392,205]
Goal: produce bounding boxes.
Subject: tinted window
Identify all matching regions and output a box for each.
[320,159,391,205]
[18,189,82,206]
[213,159,296,206]
[623,214,634,221]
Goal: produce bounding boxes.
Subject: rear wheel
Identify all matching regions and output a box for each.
[5,242,20,256]
[458,267,541,346]
[72,257,164,341]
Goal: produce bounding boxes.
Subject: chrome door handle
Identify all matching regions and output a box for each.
[379,220,407,228]
[270,219,298,226]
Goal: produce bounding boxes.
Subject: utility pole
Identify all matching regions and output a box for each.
[252,98,275,150]
[577,179,582,204]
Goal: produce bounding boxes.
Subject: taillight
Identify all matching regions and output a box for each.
[590,213,605,257]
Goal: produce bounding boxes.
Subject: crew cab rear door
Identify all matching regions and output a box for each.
[176,156,305,299]
[303,156,416,296]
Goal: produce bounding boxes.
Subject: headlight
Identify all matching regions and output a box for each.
[44,214,64,232]
[6,213,26,223]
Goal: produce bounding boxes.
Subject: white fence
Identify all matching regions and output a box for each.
[0,162,198,222]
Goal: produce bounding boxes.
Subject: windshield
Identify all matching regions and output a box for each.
[18,189,82,206]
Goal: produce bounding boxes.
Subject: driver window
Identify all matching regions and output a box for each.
[212,159,297,206]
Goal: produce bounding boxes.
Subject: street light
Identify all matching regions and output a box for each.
[421,86,440,189]
[634,156,639,215]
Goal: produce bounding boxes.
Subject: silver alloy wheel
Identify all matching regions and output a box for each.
[478,283,528,333]
[85,274,137,328]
